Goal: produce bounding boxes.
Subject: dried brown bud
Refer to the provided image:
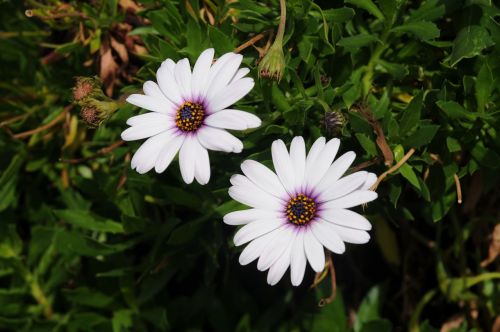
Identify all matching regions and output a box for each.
[320,74,331,86]
[80,106,100,128]
[72,77,102,103]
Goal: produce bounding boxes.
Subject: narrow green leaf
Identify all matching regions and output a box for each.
[449,25,494,66]
[54,210,124,234]
[346,0,385,20]
[392,21,440,41]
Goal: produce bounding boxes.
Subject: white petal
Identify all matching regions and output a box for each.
[194,142,210,185]
[126,94,173,115]
[154,134,184,173]
[197,126,243,153]
[228,177,285,211]
[257,226,294,271]
[121,122,172,141]
[202,52,238,97]
[130,130,173,174]
[206,54,243,101]
[156,62,183,106]
[320,209,372,231]
[233,218,285,246]
[360,172,377,190]
[178,136,197,184]
[191,48,214,98]
[232,68,250,82]
[267,239,293,286]
[272,139,296,194]
[174,58,192,100]
[305,138,340,189]
[126,112,172,127]
[240,160,288,199]
[290,231,307,286]
[142,81,177,115]
[328,224,371,244]
[239,230,280,265]
[319,171,368,202]
[223,209,282,226]
[204,109,261,130]
[304,137,326,181]
[160,58,175,73]
[208,77,254,112]
[290,137,306,188]
[321,190,378,209]
[304,229,325,272]
[314,152,356,194]
[311,219,345,254]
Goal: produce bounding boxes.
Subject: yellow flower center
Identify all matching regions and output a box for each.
[175,101,205,132]
[286,194,317,226]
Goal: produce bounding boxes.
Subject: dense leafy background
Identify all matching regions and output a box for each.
[1,0,500,331]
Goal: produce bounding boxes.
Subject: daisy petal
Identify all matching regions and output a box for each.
[311,219,345,254]
[304,137,326,176]
[320,208,372,231]
[229,176,285,211]
[194,141,210,185]
[272,139,296,194]
[206,54,243,100]
[130,130,174,174]
[224,209,282,226]
[154,134,184,173]
[290,231,307,286]
[360,172,377,190]
[197,127,243,153]
[267,240,293,286]
[126,94,172,114]
[305,138,340,189]
[205,109,261,130]
[191,48,214,98]
[321,190,378,209]
[239,230,280,265]
[126,112,172,127]
[319,171,368,202]
[142,81,177,115]
[174,58,192,100]
[315,152,356,194]
[160,58,175,73]
[233,218,285,246]
[121,122,172,141]
[257,226,294,271]
[178,136,197,184]
[289,136,306,187]
[232,68,250,82]
[157,62,183,106]
[304,230,325,272]
[241,160,288,199]
[208,77,254,112]
[329,224,371,244]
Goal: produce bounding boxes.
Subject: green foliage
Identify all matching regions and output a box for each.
[0,0,499,331]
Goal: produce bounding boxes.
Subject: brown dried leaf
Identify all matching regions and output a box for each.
[440,315,464,332]
[110,37,129,64]
[481,224,500,267]
[99,39,119,96]
[492,316,500,332]
[119,0,142,13]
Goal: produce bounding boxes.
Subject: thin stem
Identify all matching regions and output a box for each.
[276,0,286,42]
[60,140,125,164]
[13,106,71,139]
[318,252,337,307]
[370,148,416,191]
[233,32,266,53]
[453,174,463,204]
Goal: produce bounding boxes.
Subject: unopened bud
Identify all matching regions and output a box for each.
[258,41,285,82]
[79,99,119,128]
[72,77,102,103]
[324,110,346,135]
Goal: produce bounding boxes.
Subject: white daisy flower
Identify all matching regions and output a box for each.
[121,48,261,184]
[224,137,378,286]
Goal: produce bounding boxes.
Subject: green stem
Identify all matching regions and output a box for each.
[361,31,390,99]
[276,0,287,43]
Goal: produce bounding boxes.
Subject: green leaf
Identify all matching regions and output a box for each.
[361,319,392,332]
[449,26,494,66]
[391,21,440,41]
[407,0,445,22]
[446,137,461,152]
[400,164,421,190]
[54,230,133,256]
[337,34,379,49]
[63,287,113,308]
[399,92,423,134]
[208,26,234,53]
[354,286,382,332]
[404,124,440,148]
[323,7,356,22]
[54,210,124,234]
[436,100,477,120]
[355,133,378,156]
[346,0,385,20]
[112,309,134,332]
[471,142,500,169]
[475,58,495,113]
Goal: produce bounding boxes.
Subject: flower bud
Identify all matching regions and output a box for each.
[258,41,285,82]
[72,76,102,103]
[324,110,346,135]
[80,99,119,128]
